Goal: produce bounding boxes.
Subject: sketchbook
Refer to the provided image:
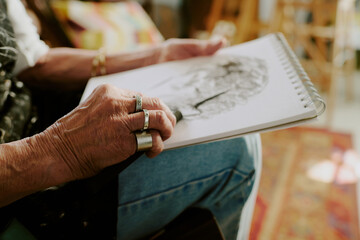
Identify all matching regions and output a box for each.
[81,33,326,150]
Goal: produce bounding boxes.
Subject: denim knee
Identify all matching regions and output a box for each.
[117,134,261,240]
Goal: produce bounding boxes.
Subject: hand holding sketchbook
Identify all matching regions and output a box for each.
[81,33,326,150]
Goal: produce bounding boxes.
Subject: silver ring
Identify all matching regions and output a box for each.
[135,131,152,151]
[143,109,149,130]
[135,95,142,112]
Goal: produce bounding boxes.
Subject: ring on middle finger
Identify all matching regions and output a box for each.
[142,109,149,131]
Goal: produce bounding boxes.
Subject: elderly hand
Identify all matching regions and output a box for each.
[156,38,226,63]
[36,84,176,180]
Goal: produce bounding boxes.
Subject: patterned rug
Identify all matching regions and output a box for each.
[250,127,360,240]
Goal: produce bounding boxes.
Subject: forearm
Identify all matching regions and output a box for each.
[16,38,224,90]
[17,47,160,90]
[0,133,71,207]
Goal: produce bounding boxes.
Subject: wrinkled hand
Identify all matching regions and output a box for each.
[39,84,176,180]
[156,38,226,63]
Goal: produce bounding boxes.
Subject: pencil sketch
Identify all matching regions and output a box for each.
[149,55,269,120]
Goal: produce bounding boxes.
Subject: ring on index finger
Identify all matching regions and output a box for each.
[134,95,142,112]
[135,131,152,152]
[142,109,149,131]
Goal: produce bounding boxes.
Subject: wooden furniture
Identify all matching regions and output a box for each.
[270,0,356,124]
[329,0,357,118]
[205,0,267,44]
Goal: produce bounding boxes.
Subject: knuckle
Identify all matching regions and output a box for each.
[97,84,113,94]
[109,115,123,129]
[136,91,144,97]
[103,97,118,111]
[155,110,167,125]
[151,97,163,108]
[124,114,137,130]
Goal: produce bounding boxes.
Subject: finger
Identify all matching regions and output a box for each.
[127,110,174,140]
[128,96,176,127]
[91,84,144,112]
[101,86,176,127]
[180,39,224,58]
[144,130,164,158]
[143,97,176,126]
[115,92,144,113]
[202,38,227,55]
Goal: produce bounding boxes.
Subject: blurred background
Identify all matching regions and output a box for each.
[21,0,360,239]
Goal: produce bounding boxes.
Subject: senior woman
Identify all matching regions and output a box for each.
[0,0,261,239]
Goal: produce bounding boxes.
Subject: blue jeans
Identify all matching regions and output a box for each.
[117,134,261,240]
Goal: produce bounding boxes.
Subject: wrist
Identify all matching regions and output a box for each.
[106,46,162,74]
[0,133,73,206]
[29,130,75,185]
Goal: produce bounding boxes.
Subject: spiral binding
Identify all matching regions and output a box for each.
[270,33,326,116]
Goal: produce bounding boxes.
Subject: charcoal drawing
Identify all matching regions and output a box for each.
[150,55,269,120]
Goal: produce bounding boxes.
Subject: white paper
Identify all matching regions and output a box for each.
[81,34,320,149]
